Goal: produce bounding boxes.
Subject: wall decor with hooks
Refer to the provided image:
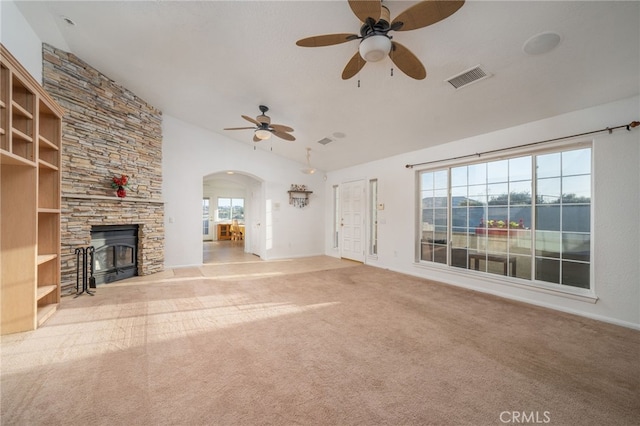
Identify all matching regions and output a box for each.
[288,184,312,208]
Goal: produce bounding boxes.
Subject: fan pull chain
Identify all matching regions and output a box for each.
[390,46,394,77]
[358,79,360,88]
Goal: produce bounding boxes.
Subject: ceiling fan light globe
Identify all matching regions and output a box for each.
[255,129,272,140]
[359,35,391,62]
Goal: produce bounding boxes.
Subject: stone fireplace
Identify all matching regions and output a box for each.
[60,197,163,288]
[42,44,165,288]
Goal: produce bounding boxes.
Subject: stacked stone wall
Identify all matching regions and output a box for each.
[42,44,164,287]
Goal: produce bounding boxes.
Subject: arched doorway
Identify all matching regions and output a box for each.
[202,171,264,263]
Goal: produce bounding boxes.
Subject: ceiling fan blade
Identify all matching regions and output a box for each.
[342,51,366,80]
[272,131,296,141]
[223,126,256,131]
[253,134,261,142]
[296,33,359,47]
[270,123,294,133]
[242,115,261,126]
[392,0,465,32]
[389,42,427,80]
[348,0,382,23]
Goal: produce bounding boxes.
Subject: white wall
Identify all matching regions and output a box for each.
[162,115,325,267]
[325,96,640,329]
[1,0,44,83]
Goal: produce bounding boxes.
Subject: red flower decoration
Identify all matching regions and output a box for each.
[116,187,127,198]
[111,174,130,189]
[111,174,130,198]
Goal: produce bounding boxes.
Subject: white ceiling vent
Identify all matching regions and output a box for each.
[446,65,490,89]
[317,137,333,145]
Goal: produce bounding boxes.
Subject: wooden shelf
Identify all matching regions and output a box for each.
[2,44,63,334]
[11,99,33,119]
[38,158,58,171]
[37,285,57,301]
[11,127,33,143]
[37,253,58,265]
[38,208,61,214]
[38,134,59,151]
[37,303,58,326]
[1,149,36,166]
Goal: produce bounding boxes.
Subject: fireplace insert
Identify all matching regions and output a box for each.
[90,225,138,284]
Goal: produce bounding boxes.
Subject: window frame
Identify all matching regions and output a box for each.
[415,141,595,300]
[369,179,378,256]
[202,198,210,235]
[217,197,245,222]
[332,185,340,249]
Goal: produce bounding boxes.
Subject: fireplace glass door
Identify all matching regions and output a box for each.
[91,225,138,284]
[94,244,135,272]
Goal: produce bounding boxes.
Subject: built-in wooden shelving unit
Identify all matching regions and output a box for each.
[1,44,64,334]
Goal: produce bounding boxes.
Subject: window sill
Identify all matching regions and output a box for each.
[412,261,599,304]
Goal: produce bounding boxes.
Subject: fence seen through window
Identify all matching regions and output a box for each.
[419,147,591,290]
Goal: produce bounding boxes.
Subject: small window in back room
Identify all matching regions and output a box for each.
[217,198,244,221]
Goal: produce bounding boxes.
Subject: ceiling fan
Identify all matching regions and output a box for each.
[224,105,295,142]
[296,0,465,80]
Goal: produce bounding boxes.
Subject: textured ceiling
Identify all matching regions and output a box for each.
[13,0,640,171]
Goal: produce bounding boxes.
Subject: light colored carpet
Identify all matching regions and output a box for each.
[1,256,638,425]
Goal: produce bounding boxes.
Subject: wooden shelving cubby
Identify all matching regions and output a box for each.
[0,63,8,151]
[10,74,35,162]
[38,166,60,209]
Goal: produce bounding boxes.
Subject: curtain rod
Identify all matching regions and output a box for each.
[405,120,639,169]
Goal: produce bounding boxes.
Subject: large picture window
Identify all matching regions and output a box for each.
[418,146,591,290]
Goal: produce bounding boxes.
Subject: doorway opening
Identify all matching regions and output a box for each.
[203,171,263,263]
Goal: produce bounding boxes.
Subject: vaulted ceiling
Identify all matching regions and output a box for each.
[13,1,640,171]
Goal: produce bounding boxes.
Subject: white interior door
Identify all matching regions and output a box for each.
[340,179,365,262]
